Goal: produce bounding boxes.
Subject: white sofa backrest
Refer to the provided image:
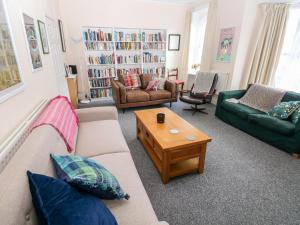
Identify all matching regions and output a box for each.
[0,125,71,225]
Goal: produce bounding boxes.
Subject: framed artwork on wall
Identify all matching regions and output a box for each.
[58,19,66,52]
[37,20,49,54]
[216,27,235,62]
[0,0,25,103]
[168,34,180,51]
[22,13,43,71]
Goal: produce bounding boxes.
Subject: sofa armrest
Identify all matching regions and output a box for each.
[76,106,118,122]
[115,81,127,104]
[111,80,120,105]
[165,80,176,98]
[295,120,300,133]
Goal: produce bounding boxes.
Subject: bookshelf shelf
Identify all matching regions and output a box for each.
[82,27,166,99]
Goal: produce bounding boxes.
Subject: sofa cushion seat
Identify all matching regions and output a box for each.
[221,101,263,119]
[76,120,130,157]
[126,90,150,103]
[147,90,172,101]
[90,152,159,225]
[248,114,295,136]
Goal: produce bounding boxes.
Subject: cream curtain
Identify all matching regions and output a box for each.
[241,3,289,88]
[179,9,192,81]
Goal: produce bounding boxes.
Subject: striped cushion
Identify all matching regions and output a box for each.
[51,154,129,200]
[121,74,141,89]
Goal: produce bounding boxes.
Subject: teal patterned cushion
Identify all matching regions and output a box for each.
[51,154,129,200]
[268,101,300,119]
[291,108,300,124]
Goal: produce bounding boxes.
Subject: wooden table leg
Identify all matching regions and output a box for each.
[198,143,207,174]
[161,152,170,184]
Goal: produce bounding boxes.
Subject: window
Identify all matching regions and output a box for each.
[187,6,208,74]
[274,6,300,92]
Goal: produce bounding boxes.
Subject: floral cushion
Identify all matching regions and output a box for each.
[120,74,141,89]
[268,101,300,119]
[51,154,129,200]
[291,107,300,124]
[146,80,160,91]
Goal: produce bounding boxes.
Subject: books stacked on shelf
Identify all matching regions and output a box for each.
[116,68,142,76]
[90,88,112,98]
[143,52,166,63]
[90,78,111,88]
[114,31,141,42]
[116,54,141,64]
[115,42,141,50]
[85,42,113,51]
[142,32,164,42]
[143,67,165,76]
[88,54,114,65]
[88,68,115,78]
[143,42,166,50]
[83,29,112,42]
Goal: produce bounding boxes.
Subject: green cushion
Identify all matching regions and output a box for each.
[248,114,295,136]
[291,108,300,124]
[268,101,300,119]
[221,101,263,119]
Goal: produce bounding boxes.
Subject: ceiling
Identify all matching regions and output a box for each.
[138,0,201,4]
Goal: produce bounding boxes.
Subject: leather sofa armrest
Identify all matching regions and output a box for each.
[76,106,118,122]
[111,80,120,105]
[115,81,127,104]
[165,80,176,98]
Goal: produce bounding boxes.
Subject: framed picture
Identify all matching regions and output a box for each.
[216,27,235,62]
[22,13,43,71]
[58,19,66,52]
[37,20,49,54]
[0,0,25,103]
[168,34,180,51]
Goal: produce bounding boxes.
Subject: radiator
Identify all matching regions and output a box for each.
[0,99,49,173]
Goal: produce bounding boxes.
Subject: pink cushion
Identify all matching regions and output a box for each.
[146,80,160,91]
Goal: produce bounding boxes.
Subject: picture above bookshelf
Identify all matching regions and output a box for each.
[82,26,167,100]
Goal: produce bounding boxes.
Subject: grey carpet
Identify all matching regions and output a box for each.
[116,101,300,225]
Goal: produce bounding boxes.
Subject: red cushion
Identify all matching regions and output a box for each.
[175,80,184,84]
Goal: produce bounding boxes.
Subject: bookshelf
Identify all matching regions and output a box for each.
[82,26,166,100]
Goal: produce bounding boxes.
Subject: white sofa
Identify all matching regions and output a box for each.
[0,106,168,225]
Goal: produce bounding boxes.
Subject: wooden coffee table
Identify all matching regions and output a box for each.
[134,107,212,183]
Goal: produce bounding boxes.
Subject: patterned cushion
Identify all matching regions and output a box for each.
[291,107,300,124]
[140,74,157,89]
[120,74,141,89]
[27,171,118,225]
[146,80,160,91]
[51,154,129,200]
[268,101,300,119]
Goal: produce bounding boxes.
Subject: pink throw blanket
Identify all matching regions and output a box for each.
[31,96,79,152]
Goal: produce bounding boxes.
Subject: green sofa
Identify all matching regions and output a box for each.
[215,89,300,155]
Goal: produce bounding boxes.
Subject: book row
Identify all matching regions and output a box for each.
[116,55,141,64]
[90,88,112,98]
[83,29,113,41]
[143,52,166,63]
[88,54,114,65]
[85,42,113,51]
[142,32,164,42]
[143,67,165,76]
[88,68,115,78]
[143,42,166,50]
[116,68,142,76]
[114,31,141,42]
[90,78,111,88]
[115,42,141,50]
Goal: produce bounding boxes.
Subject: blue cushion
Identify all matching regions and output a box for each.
[27,171,118,225]
[291,107,300,124]
[268,101,300,119]
[50,154,129,200]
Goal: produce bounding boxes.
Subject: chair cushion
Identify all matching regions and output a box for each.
[126,90,150,103]
[248,114,295,136]
[180,95,204,104]
[221,101,263,119]
[174,80,184,84]
[90,153,159,225]
[27,171,118,225]
[147,90,171,101]
[51,154,129,200]
[76,120,130,157]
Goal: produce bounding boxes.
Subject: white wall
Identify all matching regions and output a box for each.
[58,0,192,98]
[0,0,61,142]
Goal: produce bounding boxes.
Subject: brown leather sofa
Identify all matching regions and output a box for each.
[112,74,177,111]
